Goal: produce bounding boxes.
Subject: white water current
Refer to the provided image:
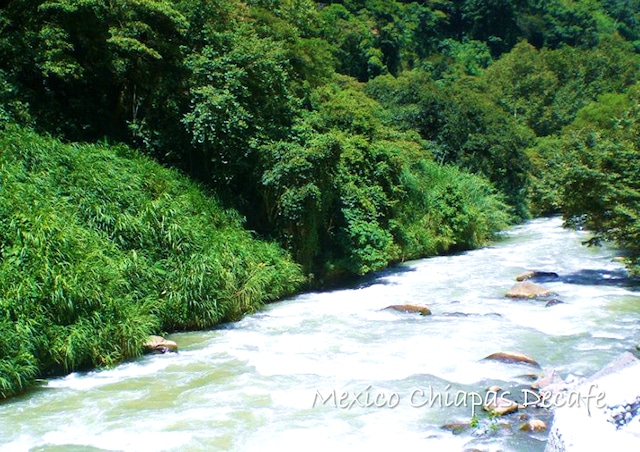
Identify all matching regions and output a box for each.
[1,217,639,451]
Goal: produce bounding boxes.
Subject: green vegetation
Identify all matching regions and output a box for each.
[0,127,303,398]
[2,0,640,397]
[533,87,640,273]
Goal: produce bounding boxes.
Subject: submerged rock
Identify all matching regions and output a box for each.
[441,312,470,317]
[384,304,431,315]
[484,351,540,368]
[516,271,560,282]
[442,422,470,434]
[506,281,554,299]
[482,312,503,318]
[143,335,178,354]
[440,312,503,318]
[545,299,565,307]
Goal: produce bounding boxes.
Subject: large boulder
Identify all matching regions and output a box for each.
[143,335,178,354]
[506,281,554,299]
[545,352,640,451]
[483,351,540,368]
[384,304,431,315]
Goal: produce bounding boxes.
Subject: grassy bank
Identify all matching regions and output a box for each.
[0,125,512,400]
[0,127,304,399]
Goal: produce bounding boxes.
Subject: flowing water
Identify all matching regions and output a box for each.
[2,217,640,452]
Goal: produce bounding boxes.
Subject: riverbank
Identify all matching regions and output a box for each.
[1,126,515,400]
[2,217,638,451]
[0,128,304,399]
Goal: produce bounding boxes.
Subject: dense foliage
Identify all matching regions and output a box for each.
[2,0,640,397]
[531,88,640,273]
[0,127,303,398]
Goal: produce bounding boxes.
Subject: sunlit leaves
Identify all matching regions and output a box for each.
[531,86,640,274]
[261,132,340,271]
[0,128,303,398]
[393,160,511,260]
[183,27,293,190]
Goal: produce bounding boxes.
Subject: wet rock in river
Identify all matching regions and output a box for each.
[440,312,503,318]
[441,312,470,317]
[483,351,541,368]
[545,299,565,307]
[143,335,178,354]
[532,369,564,390]
[506,281,554,299]
[519,419,547,432]
[484,396,519,416]
[482,312,503,318]
[384,304,431,315]
[442,422,471,435]
[516,271,560,282]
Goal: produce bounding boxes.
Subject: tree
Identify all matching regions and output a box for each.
[453,0,521,56]
[261,132,341,272]
[539,0,601,49]
[0,0,189,141]
[182,26,294,215]
[484,41,558,136]
[553,88,640,273]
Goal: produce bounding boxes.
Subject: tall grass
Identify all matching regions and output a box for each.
[0,127,303,398]
[394,160,512,260]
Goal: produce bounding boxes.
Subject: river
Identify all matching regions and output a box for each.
[1,217,639,451]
